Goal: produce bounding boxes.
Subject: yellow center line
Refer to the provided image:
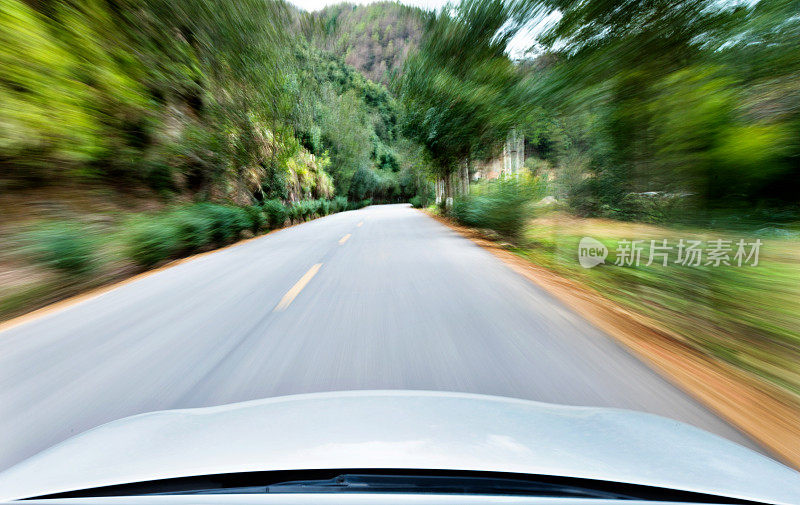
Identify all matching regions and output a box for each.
[357,221,363,227]
[273,263,322,312]
[338,234,351,245]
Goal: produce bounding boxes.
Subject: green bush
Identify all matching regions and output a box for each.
[24,222,95,275]
[319,199,331,215]
[244,205,266,233]
[614,192,692,223]
[196,204,239,244]
[124,202,269,268]
[409,195,422,208]
[262,199,288,228]
[169,207,212,253]
[332,196,347,213]
[451,196,475,225]
[452,179,535,239]
[263,197,357,226]
[125,218,180,267]
[291,201,302,221]
[299,200,318,220]
[230,206,253,237]
[25,196,361,277]
[346,198,372,211]
[307,199,321,218]
[290,201,306,221]
[286,202,300,221]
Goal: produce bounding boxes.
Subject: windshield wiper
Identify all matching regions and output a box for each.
[30,469,765,503]
[158,473,631,499]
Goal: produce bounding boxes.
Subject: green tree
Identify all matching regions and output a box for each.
[529,0,799,211]
[396,0,537,206]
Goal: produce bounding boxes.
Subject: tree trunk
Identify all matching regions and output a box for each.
[444,174,453,210]
[461,161,470,195]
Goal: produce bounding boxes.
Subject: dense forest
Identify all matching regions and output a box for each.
[7,0,795,218]
[315,2,424,84]
[0,0,425,204]
[520,0,800,223]
[392,0,799,224]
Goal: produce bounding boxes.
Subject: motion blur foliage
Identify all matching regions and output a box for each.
[244,206,267,234]
[168,208,214,253]
[195,204,250,246]
[0,0,297,192]
[23,223,95,275]
[50,196,360,272]
[124,203,257,268]
[396,0,539,202]
[348,165,401,201]
[524,0,800,220]
[0,0,150,180]
[493,0,800,405]
[453,176,544,240]
[290,44,426,201]
[125,218,182,268]
[0,0,429,205]
[262,199,289,229]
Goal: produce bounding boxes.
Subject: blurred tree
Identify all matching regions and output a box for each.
[528,0,800,214]
[0,0,426,203]
[396,0,538,206]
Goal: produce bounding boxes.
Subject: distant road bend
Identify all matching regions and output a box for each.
[0,203,761,471]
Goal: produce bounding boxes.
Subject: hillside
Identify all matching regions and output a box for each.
[0,0,427,321]
[315,2,426,84]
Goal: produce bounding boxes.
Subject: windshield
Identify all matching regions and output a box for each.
[1,0,799,503]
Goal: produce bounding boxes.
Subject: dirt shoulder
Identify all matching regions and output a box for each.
[423,209,800,469]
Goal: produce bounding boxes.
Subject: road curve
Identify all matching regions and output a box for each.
[0,203,760,471]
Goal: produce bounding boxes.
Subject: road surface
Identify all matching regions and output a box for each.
[0,203,760,471]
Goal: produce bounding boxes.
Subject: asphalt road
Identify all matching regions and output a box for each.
[0,203,760,471]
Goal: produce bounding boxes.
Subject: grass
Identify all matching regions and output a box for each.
[516,211,800,396]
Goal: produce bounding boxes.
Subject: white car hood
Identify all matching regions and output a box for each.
[0,390,799,503]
